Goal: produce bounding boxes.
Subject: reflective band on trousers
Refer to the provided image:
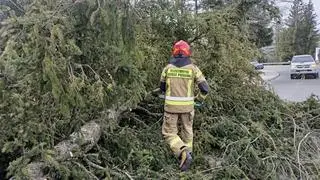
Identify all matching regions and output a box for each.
[186,141,193,149]
[169,136,182,149]
[165,96,194,101]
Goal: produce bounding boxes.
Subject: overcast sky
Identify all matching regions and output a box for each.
[311,0,320,27]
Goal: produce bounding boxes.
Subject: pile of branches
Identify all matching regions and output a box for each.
[0,0,320,179]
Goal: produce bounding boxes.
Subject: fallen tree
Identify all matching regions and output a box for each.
[1,0,320,179]
[21,87,161,179]
[25,121,101,179]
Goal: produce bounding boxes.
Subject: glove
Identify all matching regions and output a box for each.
[195,92,207,102]
[194,101,204,108]
[194,100,205,108]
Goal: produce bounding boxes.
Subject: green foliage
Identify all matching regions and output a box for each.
[0,0,319,179]
[0,0,145,178]
[201,0,279,48]
[276,0,320,61]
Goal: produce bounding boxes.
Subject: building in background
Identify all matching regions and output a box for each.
[316,47,320,61]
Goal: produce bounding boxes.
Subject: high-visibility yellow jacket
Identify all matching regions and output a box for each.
[160,57,209,113]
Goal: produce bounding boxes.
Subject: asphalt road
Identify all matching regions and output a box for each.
[265,65,320,102]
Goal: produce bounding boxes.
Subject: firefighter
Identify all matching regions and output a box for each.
[160,40,209,171]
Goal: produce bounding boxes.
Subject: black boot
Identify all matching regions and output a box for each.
[179,149,192,171]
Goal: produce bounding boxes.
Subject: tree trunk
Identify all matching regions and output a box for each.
[25,121,101,179]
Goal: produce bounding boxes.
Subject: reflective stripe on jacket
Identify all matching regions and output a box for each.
[160,59,208,113]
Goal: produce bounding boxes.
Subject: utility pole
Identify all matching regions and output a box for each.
[195,0,198,15]
[181,0,185,14]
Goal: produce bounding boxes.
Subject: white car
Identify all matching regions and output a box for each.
[290,55,319,79]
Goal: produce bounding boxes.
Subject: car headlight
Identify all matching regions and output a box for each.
[311,64,317,68]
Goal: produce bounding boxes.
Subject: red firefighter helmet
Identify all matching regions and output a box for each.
[172,40,191,57]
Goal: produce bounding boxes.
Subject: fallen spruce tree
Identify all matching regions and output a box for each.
[24,121,101,179]
[1,0,320,179]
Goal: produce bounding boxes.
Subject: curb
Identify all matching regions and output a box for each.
[260,71,280,82]
[263,72,280,81]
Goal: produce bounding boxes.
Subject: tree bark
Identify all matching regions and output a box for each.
[20,88,160,179]
[25,121,101,179]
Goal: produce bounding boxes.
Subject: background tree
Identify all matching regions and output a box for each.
[201,0,279,49]
[276,0,320,60]
[301,0,320,55]
[0,0,320,179]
